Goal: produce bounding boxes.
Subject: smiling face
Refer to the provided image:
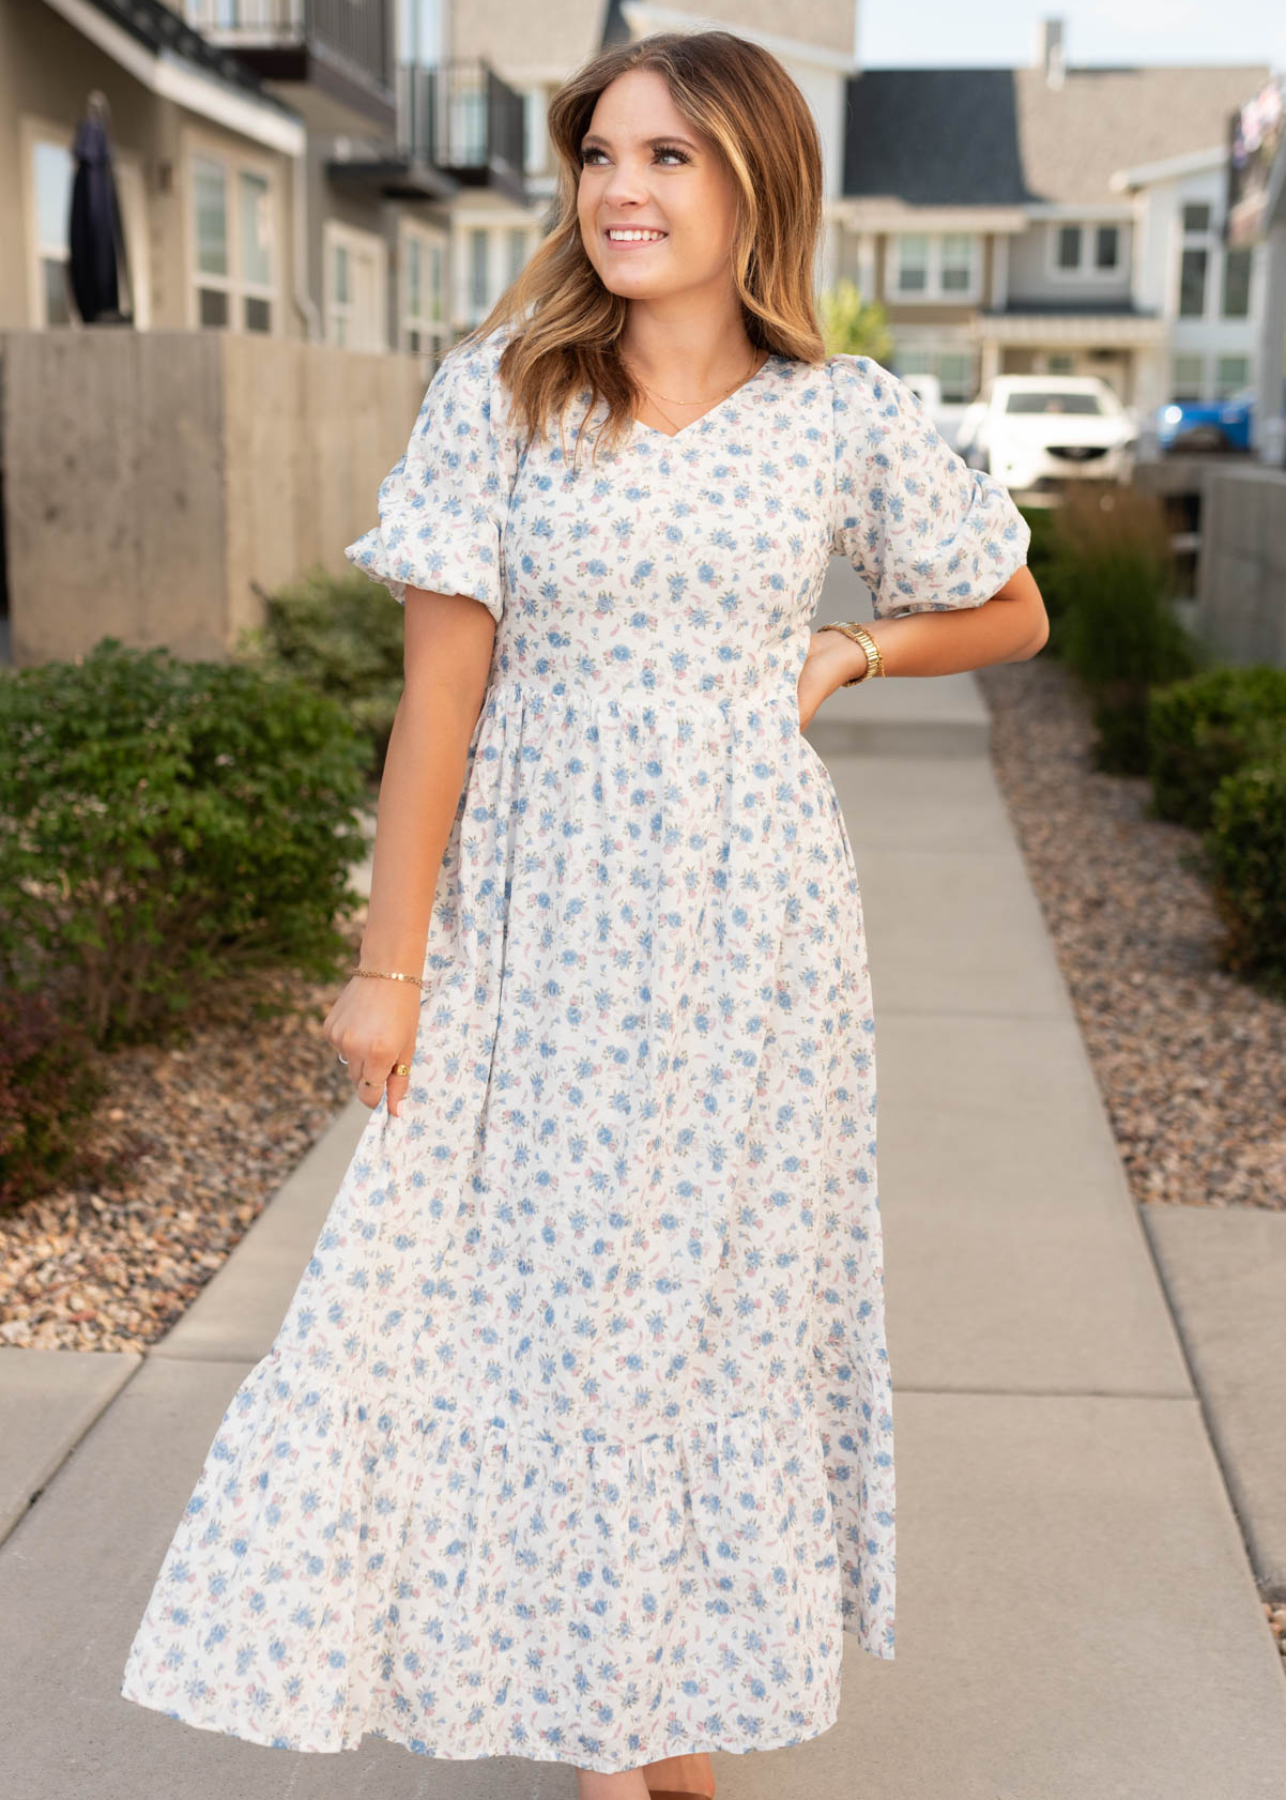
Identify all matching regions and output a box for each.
[576,67,742,305]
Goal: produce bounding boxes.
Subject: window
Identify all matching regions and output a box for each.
[895,234,929,293]
[934,350,972,402]
[1171,353,1203,401]
[469,227,489,310]
[892,347,974,404]
[1221,246,1252,318]
[940,234,972,292]
[190,149,277,332]
[332,244,351,346]
[1050,221,1124,277]
[453,84,487,165]
[522,86,548,174]
[33,138,74,325]
[237,170,273,333]
[1179,247,1207,318]
[1215,354,1250,398]
[890,233,976,301]
[324,220,385,350]
[398,0,442,61]
[1182,202,1211,233]
[401,224,447,358]
[193,155,228,326]
[1005,391,1104,416]
[507,227,528,284]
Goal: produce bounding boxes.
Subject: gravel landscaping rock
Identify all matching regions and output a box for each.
[976,655,1286,1215]
[6,658,1281,1363]
[0,949,357,1354]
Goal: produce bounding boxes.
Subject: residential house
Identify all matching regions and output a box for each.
[0,0,309,338]
[4,1,1276,415]
[0,0,531,367]
[832,19,1271,418]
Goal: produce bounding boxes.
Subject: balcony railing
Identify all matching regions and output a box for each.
[186,0,390,88]
[397,60,525,188]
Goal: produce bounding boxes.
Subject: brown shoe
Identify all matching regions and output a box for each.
[642,1751,716,1798]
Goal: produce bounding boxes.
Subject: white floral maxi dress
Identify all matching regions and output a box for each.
[120,326,1031,1772]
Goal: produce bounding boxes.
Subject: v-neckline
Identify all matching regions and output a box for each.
[630,351,778,441]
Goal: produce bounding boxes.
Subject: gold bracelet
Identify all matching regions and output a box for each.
[355,967,427,992]
[819,620,885,685]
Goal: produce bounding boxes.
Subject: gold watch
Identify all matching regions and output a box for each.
[819,621,885,685]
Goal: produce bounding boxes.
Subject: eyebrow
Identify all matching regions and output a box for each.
[580,131,700,151]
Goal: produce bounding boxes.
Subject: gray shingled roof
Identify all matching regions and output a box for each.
[843,63,1270,206]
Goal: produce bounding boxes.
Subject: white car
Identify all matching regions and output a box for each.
[955,375,1139,489]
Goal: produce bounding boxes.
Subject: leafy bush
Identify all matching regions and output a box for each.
[1044,483,1201,772]
[1202,751,1286,996]
[238,566,404,779]
[0,639,369,1049]
[818,278,895,363]
[1147,666,1286,830]
[0,987,104,1208]
[1017,503,1075,647]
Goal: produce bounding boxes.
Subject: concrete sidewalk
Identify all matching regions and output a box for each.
[2,563,1284,1797]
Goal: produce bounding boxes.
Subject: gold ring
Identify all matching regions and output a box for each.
[392,1062,411,1077]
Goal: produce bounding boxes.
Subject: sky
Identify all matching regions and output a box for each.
[860,1,1285,76]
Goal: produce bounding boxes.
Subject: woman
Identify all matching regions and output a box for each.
[120,27,1046,1800]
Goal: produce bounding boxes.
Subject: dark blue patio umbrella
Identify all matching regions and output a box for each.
[67,90,134,326]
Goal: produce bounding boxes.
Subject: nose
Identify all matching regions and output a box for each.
[599,159,651,211]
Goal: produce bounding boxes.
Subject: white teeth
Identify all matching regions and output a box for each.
[608,230,665,241]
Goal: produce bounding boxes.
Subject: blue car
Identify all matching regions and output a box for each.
[1156,381,1286,454]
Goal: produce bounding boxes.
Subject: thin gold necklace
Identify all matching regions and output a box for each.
[623,343,756,408]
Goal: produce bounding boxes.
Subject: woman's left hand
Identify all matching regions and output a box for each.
[797,628,869,731]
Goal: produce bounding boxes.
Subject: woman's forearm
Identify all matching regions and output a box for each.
[358,681,482,976]
[826,564,1048,684]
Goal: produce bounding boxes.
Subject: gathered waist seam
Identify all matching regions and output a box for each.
[483,673,799,709]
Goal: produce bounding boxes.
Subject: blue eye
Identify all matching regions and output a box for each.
[579,145,691,167]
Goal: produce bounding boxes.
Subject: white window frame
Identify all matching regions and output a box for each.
[20,112,150,329]
[398,217,449,365]
[1044,218,1126,282]
[888,232,980,305]
[183,126,282,335]
[323,219,388,352]
[1173,196,1234,324]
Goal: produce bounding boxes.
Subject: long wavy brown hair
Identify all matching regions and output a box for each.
[459,29,827,467]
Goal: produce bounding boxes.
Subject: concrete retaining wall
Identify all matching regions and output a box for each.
[1195,462,1286,666]
[0,329,428,666]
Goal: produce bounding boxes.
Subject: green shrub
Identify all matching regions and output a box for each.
[238,566,404,779]
[1048,483,1201,772]
[1017,503,1075,647]
[0,987,104,1209]
[1202,751,1286,995]
[1147,666,1286,830]
[0,639,369,1049]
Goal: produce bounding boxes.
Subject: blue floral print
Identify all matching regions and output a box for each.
[120,325,1030,1772]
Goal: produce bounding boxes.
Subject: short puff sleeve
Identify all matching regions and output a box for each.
[829,352,1031,617]
[344,330,521,624]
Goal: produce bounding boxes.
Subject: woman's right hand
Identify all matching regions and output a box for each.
[322,976,422,1115]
